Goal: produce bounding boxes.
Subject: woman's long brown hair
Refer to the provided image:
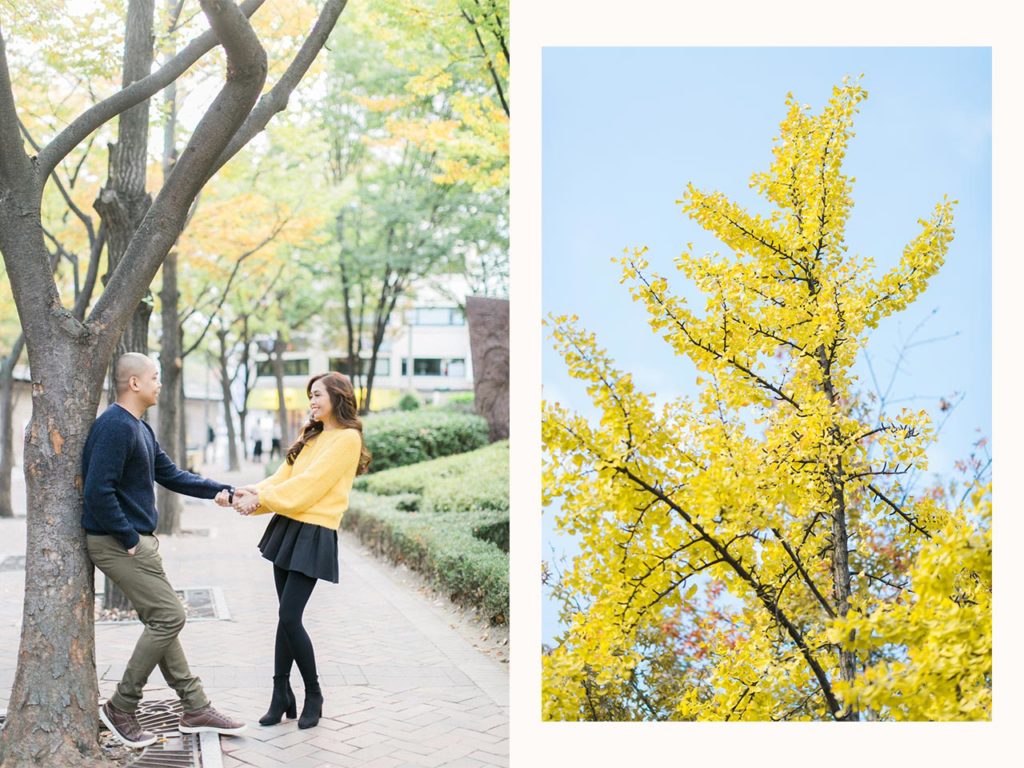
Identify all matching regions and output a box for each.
[285,372,371,474]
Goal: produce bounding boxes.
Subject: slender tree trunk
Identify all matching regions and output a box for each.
[272,330,289,446]
[235,319,253,461]
[216,329,240,470]
[156,9,182,535]
[156,250,182,533]
[177,351,188,465]
[819,345,858,721]
[0,335,25,518]
[97,0,157,612]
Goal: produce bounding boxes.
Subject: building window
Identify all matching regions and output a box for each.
[408,307,464,326]
[400,357,466,377]
[414,358,442,376]
[257,358,310,377]
[446,358,466,378]
[329,357,391,377]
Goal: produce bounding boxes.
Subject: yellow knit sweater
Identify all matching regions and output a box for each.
[253,428,362,530]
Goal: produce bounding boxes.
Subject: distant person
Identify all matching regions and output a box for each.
[82,353,246,747]
[269,424,282,461]
[253,437,263,463]
[233,372,370,730]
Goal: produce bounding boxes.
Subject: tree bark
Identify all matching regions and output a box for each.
[156,246,183,534]
[272,330,290,449]
[157,2,183,535]
[97,0,157,612]
[6,374,104,766]
[216,328,240,471]
[819,346,858,721]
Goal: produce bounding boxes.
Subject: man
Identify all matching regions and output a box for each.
[82,353,246,747]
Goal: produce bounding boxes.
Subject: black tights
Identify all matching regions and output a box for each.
[273,566,319,690]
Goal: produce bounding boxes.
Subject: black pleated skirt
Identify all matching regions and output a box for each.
[257,515,339,583]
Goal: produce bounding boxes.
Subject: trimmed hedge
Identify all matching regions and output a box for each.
[362,410,489,473]
[344,493,508,623]
[344,441,509,623]
[355,440,508,514]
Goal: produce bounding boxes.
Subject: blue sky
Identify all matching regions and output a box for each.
[541,47,992,643]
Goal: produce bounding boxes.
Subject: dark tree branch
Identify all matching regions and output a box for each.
[205,0,348,182]
[867,483,931,539]
[37,0,267,180]
[460,7,509,118]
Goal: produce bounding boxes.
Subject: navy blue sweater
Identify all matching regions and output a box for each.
[82,404,228,549]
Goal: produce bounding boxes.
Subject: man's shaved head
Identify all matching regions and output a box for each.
[114,353,157,395]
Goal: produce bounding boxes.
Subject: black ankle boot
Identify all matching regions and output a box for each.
[297,685,323,730]
[259,675,297,726]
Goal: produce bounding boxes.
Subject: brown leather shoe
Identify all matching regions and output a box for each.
[178,704,247,735]
[99,700,158,748]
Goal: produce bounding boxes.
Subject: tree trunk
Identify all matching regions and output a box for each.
[235,319,254,461]
[819,345,858,721]
[272,330,290,447]
[96,0,157,613]
[177,354,188,466]
[0,336,25,518]
[155,271,183,533]
[0,345,107,766]
[156,17,182,535]
[216,329,240,471]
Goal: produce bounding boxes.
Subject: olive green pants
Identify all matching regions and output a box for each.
[87,534,209,713]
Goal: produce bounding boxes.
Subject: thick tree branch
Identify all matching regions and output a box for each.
[0,26,33,191]
[37,0,267,180]
[205,0,348,182]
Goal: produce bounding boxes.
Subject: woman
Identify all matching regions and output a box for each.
[233,372,371,729]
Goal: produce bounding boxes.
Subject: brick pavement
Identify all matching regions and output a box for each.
[0,460,509,767]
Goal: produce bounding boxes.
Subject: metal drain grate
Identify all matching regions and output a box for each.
[107,699,202,767]
[1,700,208,767]
[96,586,230,624]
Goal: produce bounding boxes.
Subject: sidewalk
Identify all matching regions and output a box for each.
[0,460,509,768]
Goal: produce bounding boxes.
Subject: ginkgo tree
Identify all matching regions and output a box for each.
[542,80,991,722]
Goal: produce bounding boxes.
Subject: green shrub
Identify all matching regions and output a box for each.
[398,393,421,411]
[362,410,489,472]
[356,441,508,514]
[443,392,475,413]
[343,492,509,623]
[344,441,509,623]
[473,519,509,553]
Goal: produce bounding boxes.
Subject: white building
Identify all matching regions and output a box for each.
[247,278,475,418]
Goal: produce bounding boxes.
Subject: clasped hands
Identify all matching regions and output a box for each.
[214,486,260,515]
